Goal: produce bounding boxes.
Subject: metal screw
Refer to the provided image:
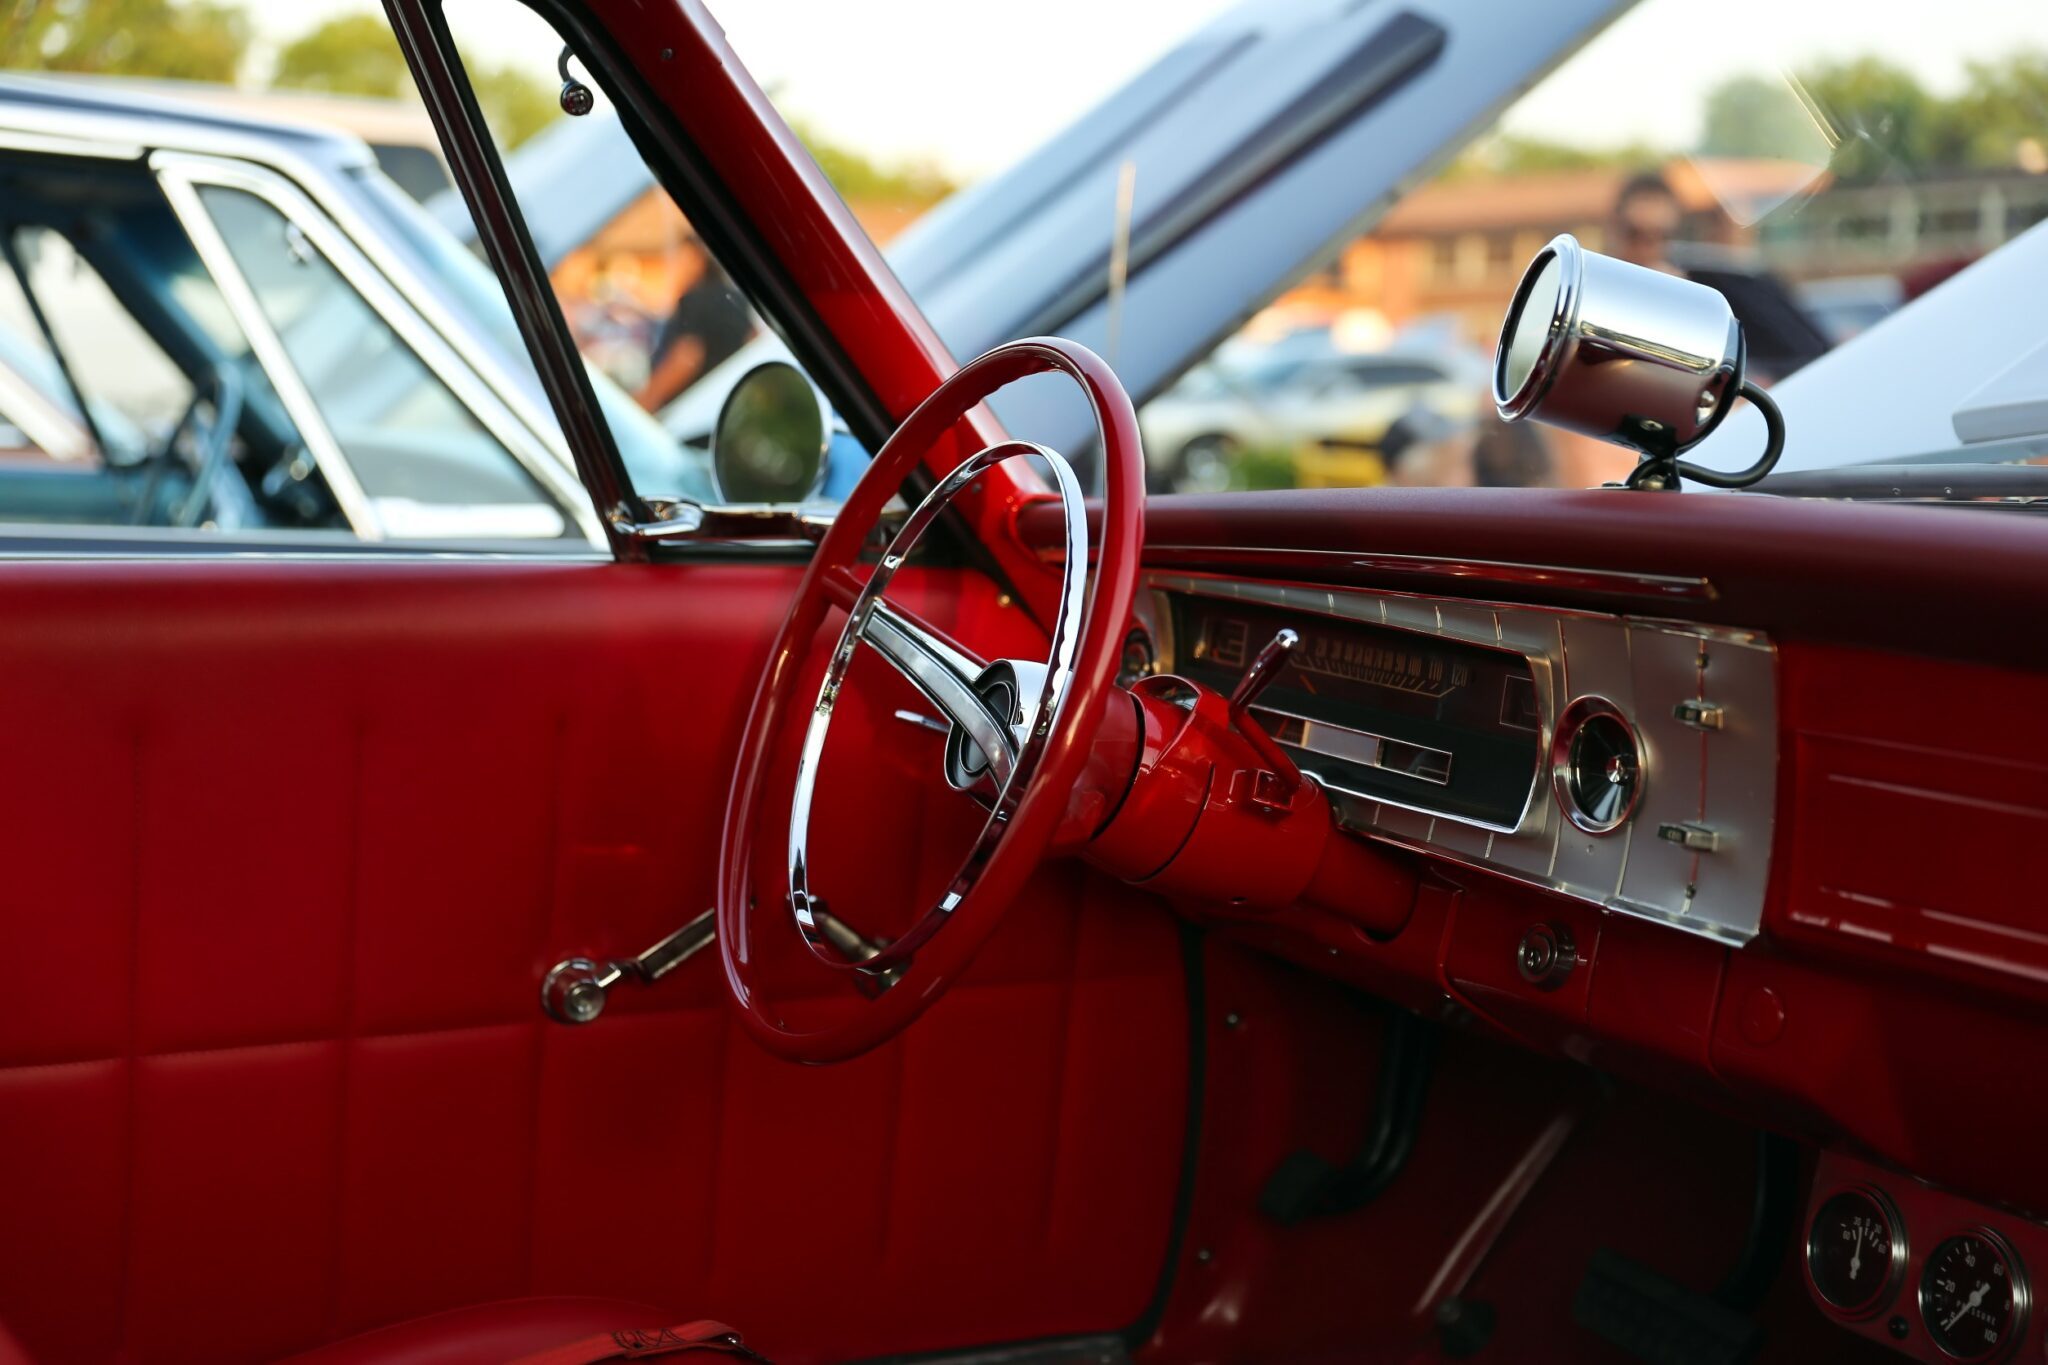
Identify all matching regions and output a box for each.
[1195,1247,1214,1265]
[660,47,674,60]
[1223,1011,1242,1030]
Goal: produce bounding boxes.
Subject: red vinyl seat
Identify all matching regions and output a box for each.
[277,1298,740,1365]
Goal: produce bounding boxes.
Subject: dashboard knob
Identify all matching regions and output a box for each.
[1515,923,1577,990]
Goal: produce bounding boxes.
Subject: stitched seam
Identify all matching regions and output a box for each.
[523,708,568,1296]
[114,719,143,1360]
[323,710,365,1343]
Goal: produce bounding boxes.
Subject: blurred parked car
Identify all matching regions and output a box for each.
[0,76,710,546]
[1140,349,1479,492]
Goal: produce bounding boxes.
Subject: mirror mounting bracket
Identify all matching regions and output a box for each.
[610,498,835,544]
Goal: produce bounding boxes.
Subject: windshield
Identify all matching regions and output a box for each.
[1129,0,2048,495]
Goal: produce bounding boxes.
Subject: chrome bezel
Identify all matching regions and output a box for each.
[1805,1183,1908,1321]
[1920,1227,2030,1363]
[1550,694,1643,836]
[1493,232,1584,421]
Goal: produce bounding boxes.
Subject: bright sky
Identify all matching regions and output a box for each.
[237,0,2043,182]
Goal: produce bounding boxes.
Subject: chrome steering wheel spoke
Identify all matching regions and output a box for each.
[787,439,1087,974]
[858,599,1015,787]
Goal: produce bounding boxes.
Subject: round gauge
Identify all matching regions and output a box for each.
[1807,1187,1903,1317]
[1117,628,1155,688]
[1550,697,1642,834]
[1919,1230,2027,1362]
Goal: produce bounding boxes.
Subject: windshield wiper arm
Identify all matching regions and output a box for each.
[1752,463,2048,504]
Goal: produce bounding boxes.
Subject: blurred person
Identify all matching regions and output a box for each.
[1610,170,1685,272]
[636,241,753,411]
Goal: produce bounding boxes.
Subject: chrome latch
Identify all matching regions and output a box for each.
[542,909,715,1025]
[1673,699,1726,731]
[1657,821,1721,853]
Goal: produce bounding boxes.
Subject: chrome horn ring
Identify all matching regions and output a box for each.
[786,440,1087,975]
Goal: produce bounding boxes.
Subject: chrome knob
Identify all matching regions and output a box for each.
[1515,923,1577,990]
[541,958,614,1025]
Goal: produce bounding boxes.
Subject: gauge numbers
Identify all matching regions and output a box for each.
[1920,1230,2026,1362]
[1809,1188,1902,1317]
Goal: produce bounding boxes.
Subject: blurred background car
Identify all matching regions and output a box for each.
[1140,347,1481,492]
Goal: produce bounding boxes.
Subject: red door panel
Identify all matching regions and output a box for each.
[0,559,1189,1365]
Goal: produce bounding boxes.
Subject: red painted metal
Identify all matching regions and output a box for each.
[1021,487,2048,670]
[578,0,1061,617]
[717,338,1146,1063]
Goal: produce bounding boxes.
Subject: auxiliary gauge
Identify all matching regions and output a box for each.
[1920,1229,2026,1362]
[1807,1187,1905,1318]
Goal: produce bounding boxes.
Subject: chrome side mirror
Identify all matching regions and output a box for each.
[1493,234,1783,490]
[711,361,831,503]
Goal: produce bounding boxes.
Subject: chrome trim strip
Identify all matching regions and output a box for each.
[1249,703,1455,789]
[1141,544,1715,602]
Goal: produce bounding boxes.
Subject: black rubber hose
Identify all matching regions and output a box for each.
[1675,380,1785,489]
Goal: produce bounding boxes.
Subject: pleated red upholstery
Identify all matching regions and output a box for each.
[0,560,1189,1365]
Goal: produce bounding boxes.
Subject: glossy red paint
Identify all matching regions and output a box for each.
[1086,677,1416,932]
[717,338,1145,1063]
[1022,487,2048,670]
[0,560,1190,1364]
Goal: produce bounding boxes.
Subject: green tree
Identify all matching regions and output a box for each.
[471,64,559,149]
[271,11,558,149]
[1794,57,1944,182]
[1949,52,2048,170]
[1440,132,1662,181]
[1698,74,1822,159]
[0,0,250,82]
[272,12,408,98]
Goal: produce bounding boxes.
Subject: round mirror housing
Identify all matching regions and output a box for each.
[1493,233,1743,461]
[711,361,831,503]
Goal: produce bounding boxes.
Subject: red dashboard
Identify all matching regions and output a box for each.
[1017,483,2048,1359]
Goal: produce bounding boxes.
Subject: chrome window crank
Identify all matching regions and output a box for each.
[541,903,899,1024]
[542,909,715,1025]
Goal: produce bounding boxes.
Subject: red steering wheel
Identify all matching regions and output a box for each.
[716,338,1144,1063]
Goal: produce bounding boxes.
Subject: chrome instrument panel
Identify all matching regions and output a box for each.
[1137,571,1779,946]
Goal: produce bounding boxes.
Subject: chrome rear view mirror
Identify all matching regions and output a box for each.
[1493,233,1783,490]
[712,360,831,503]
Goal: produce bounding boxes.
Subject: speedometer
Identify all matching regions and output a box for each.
[1919,1230,2026,1362]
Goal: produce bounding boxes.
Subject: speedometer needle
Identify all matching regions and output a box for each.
[1944,1282,1990,1332]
